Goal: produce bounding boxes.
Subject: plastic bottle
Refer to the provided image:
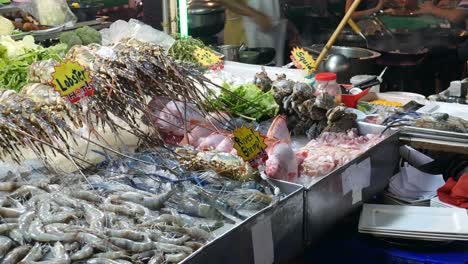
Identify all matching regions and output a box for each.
[314,72,341,104]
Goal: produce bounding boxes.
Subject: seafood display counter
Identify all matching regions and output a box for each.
[304,124,400,242]
[183,180,304,264]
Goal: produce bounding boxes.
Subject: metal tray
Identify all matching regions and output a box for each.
[304,123,400,242]
[183,180,304,264]
[400,126,468,141]
[11,25,65,40]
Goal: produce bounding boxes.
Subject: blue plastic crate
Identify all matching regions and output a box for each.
[305,233,468,264]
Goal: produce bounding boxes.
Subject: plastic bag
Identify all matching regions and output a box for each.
[100,19,175,53]
[18,0,76,27]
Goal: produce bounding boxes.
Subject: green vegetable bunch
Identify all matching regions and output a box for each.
[59,26,102,51]
[0,36,67,92]
[168,35,207,66]
[210,83,279,121]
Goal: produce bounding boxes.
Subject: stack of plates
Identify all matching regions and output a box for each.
[387,163,444,202]
[359,204,468,241]
[430,196,463,209]
[382,191,430,206]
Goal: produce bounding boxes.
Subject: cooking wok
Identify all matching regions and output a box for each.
[366,35,428,66]
[305,45,381,83]
[242,48,276,65]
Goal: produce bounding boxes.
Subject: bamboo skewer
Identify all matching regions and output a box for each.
[312,0,363,73]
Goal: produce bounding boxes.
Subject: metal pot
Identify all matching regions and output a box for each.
[304,45,382,83]
[188,0,225,38]
[218,45,241,61]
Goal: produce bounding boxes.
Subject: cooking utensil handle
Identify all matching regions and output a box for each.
[357,79,381,90]
[347,18,366,40]
[312,0,362,73]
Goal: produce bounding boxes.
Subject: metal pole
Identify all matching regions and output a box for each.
[162,0,171,34]
[170,0,178,34]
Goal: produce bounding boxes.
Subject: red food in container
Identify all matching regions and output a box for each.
[340,84,370,108]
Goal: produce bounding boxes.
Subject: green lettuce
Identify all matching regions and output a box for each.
[210,82,279,121]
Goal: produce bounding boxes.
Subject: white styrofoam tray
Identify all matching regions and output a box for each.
[417,101,468,121]
[359,227,468,239]
[359,204,468,235]
[359,229,465,241]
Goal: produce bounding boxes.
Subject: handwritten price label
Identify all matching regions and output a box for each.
[290,47,315,74]
[194,48,222,67]
[233,126,267,167]
[50,60,94,104]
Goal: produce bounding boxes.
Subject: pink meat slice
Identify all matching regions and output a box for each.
[265,142,298,182]
[180,125,216,147]
[297,129,384,177]
[198,133,227,151]
[154,100,205,136]
[267,115,291,144]
[216,136,235,153]
[206,111,231,129]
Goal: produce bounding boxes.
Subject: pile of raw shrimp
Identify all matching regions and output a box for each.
[0,177,208,263]
[0,151,279,263]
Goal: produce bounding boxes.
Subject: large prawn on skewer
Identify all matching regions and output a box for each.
[0,39,226,169]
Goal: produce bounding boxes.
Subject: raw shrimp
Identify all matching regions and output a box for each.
[114,260,132,264]
[147,252,164,264]
[19,243,44,263]
[1,218,18,223]
[82,203,105,229]
[152,242,193,254]
[0,181,23,192]
[52,195,81,209]
[10,185,46,198]
[0,206,26,218]
[102,197,140,217]
[18,210,35,242]
[166,252,189,263]
[119,201,152,221]
[184,241,204,251]
[9,228,25,245]
[108,237,156,253]
[76,232,120,252]
[70,244,94,261]
[159,235,190,245]
[0,235,13,258]
[70,190,102,203]
[1,244,31,264]
[86,258,120,264]
[118,190,174,210]
[174,199,234,224]
[93,251,130,260]
[0,223,18,234]
[152,224,211,242]
[29,219,76,242]
[105,229,146,242]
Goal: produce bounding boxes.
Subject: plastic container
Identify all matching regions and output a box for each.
[314,72,341,104]
[341,86,370,108]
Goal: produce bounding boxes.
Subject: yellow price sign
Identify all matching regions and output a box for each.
[194,48,222,67]
[290,47,315,74]
[233,126,267,163]
[50,60,95,104]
